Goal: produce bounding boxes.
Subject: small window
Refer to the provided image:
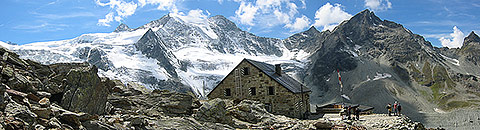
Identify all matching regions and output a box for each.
[249,87,256,96]
[265,103,272,112]
[242,67,250,75]
[224,88,231,96]
[259,73,263,77]
[268,86,274,95]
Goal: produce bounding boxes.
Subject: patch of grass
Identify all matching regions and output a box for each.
[467,90,480,98]
[445,101,471,110]
[422,62,433,83]
[419,89,433,102]
[438,93,455,106]
[419,89,429,97]
[430,82,442,101]
[467,100,480,103]
[408,63,423,82]
[432,65,456,89]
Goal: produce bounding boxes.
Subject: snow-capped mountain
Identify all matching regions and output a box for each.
[3,13,308,97]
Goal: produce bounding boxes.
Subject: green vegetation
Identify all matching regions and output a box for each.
[445,101,471,110]
[430,82,444,103]
[409,64,421,80]
[467,100,480,103]
[421,62,433,85]
[419,89,429,98]
[433,65,455,89]
[467,90,480,98]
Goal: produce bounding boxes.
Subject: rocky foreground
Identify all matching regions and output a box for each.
[0,46,432,130]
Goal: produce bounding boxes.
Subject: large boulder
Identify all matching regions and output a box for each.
[228,100,272,124]
[60,65,113,115]
[4,101,38,126]
[194,98,233,125]
[149,90,196,115]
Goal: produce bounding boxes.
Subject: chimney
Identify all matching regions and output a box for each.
[275,64,282,75]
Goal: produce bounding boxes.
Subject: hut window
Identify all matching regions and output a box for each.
[242,67,250,75]
[268,86,275,95]
[265,103,272,112]
[249,87,256,96]
[224,88,231,96]
[259,73,263,77]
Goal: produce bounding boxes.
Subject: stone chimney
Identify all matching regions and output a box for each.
[275,64,282,75]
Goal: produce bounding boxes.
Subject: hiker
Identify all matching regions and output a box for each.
[393,101,398,116]
[347,106,352,120]
[386,103,392,116]
[397,103,402,116]
[355,107,360,120]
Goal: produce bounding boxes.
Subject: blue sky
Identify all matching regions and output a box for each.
[1,0,479,48]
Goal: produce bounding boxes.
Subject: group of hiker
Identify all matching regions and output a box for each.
[386,101,402,116]
[341,105,361,120]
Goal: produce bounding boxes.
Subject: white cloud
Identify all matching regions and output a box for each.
[98,12,115,27]
[312,3,352,31]
[95,0,138,26]
[96,0,180,26]
[34,12,96,19]
[235,1,259,26]
[138,0,178,12]
[172,9,209,24]
[285,15,310,32]
[364,0,392,11]
[232,0,309,32]
[439,26,465,48]
[13,22,69,32]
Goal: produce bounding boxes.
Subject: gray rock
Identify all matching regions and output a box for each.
[48,117,63,128]
[87,47,114,71]
[82,120,117,130]
[31,106,52,119]
[194,98,233,124]
[314,121,333,129]
[113,23,133,32]
[129,116,147,126]
[36,91,51,98]
[5,101,37,124]
[38,97,50,107]
[60,65,112,115]
[229,100,270,124]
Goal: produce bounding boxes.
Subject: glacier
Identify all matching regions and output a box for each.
[3,14,311,98]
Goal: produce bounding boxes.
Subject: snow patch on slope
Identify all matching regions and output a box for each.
[373,72,392,80]
[364,72,392,82]
[440,54,460,66]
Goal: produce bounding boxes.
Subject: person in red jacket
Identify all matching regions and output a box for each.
[393,101,398,116]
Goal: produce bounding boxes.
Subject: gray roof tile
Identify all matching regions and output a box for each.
[245,59,311,93]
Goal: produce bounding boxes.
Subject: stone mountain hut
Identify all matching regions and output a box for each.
[207,58,311,118]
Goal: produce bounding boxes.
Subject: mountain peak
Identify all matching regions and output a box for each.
[464,31,480,46]
[208,15,240,31]
[210,15,227,20]
[306,26,319,33]
[359,9,372,15]
[138,14,175,29]
[349,9,382,26]
[114,23,132,32]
